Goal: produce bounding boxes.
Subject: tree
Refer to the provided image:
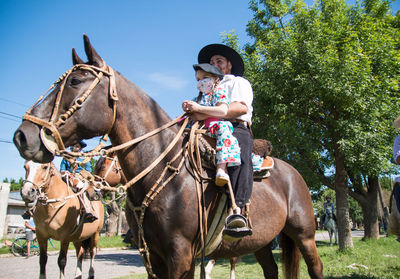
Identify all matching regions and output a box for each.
[243,0,399,250]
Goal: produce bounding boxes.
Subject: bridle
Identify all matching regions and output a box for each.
[23,162,53,201]
[23,62,118,155]
[101,155,123,182]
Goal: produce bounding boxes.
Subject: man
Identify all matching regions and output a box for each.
[197,44,254,236]
[322,196,336,227]
[392,116,400,241]
[60,141,97,223]
[24,214,35,258]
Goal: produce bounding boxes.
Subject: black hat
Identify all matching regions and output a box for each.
[74,140,87,149]
[198,44,245,76]
[193,63,224,79]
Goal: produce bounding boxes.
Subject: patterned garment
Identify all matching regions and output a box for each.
[208,120,241,166]
[195,87,241,166]
[252,153,264,171]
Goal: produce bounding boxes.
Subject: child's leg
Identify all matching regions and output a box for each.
[208,121,241,167]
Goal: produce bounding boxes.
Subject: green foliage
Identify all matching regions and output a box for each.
[243,0,399,192]
[3,177,23,191]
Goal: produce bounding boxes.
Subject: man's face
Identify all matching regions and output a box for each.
[210,55,232,75]
[72,143,82,152]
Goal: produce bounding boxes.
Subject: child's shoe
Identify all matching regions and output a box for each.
[215,169,230,186]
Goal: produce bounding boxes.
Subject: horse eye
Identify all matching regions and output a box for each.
[43,165,48,170]
[70,77,82,86]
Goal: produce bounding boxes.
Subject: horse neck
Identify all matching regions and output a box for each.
[44,164,69,199]
[108,75,182,183]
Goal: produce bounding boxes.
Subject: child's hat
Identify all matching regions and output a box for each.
[193,63,224,79]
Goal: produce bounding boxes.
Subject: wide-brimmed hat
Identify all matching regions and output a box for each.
[193,63,224,79]
[74,140,87,149]
[394,116,400,129]
[198,44,245,76]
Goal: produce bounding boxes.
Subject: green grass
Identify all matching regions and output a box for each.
[116,235,400,279]
[0,235,129,255]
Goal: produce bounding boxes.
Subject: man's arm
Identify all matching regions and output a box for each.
[25,221,35,231]
[225,101,248,119]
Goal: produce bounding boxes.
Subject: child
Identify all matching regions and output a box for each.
[182,63,241,186]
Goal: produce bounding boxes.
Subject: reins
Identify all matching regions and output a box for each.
[22,59,211,278]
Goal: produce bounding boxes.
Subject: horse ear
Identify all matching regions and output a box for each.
[83,34,104,68]
[72,48,85,65]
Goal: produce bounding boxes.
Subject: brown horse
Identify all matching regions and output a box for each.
[13,35,324,279]
[21,160,104,279]
[94,152,127,187]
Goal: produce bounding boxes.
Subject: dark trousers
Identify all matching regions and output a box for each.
[227,123,254,208]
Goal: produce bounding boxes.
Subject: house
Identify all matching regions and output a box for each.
[6,191,29,235]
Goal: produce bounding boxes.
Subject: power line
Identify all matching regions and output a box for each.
[0,115,20,123]
[0,97,28,108]
[0,111,21,119]
[0,139,13,144]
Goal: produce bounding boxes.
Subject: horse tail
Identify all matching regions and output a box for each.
[280,232,301,279]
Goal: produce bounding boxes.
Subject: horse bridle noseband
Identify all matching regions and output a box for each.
[23,63,118,155]
[24,163,53,202]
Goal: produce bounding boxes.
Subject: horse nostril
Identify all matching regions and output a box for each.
[13,130,27,149]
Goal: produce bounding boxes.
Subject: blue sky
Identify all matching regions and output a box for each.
[0,0,399,181]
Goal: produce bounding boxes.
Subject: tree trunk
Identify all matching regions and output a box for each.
[334,145,354,250]
[361,176,380,239]
[105,193,121,236]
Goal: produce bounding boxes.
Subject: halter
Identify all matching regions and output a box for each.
[23,162,53,202]
[23,62,118,155]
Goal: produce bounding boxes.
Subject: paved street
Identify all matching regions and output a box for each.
[0,248,145,279]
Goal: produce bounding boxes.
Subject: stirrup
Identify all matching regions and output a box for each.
[225,214,247,228]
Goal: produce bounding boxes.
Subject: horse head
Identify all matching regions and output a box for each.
[21,160,53,204]
[94,152,127,186]
[13,34,116,163]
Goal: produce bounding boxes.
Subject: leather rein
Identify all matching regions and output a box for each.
[21,61,207,279]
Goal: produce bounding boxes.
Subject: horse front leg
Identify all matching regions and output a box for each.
[37,236,48,279]
[88,235,97,279]
[149,239,195,279]
[167,241,196,279]
[73,241,83,279]
[58,241,70,279]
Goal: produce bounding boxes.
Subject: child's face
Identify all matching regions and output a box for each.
[196,70,217,94]
[196,70,216,81]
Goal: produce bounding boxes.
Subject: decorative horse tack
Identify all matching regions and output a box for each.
[23,63,118,156]
[20,161,104,279]
[14,35,325,279]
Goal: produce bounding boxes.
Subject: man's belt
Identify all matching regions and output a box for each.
[227,119,248,128]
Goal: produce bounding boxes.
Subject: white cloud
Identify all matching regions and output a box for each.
[147,72,188,91]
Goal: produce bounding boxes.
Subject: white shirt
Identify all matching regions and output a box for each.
[219,74,253,124]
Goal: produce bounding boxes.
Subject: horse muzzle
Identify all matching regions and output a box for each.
[13,121,54,163]
[20,183,38,204]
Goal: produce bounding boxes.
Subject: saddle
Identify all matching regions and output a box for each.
[185,127,274,248]
[194,131,275,180]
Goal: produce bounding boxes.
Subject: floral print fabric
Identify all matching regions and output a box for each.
[196,87,241,166]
